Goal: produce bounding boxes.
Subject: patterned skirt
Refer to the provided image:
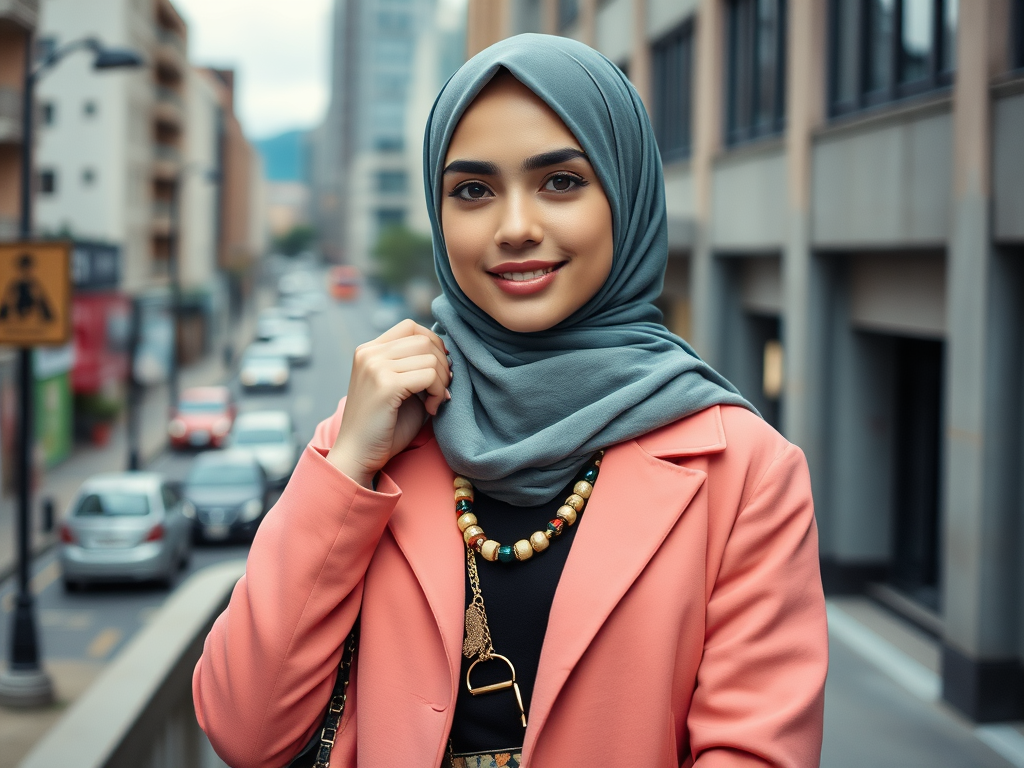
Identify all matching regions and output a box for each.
[449,749,523,767]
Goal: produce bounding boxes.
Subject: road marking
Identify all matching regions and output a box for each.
[86,627,122,659]
[1,559,61,612]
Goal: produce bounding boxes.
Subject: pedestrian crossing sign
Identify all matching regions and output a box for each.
[0,242,71,346]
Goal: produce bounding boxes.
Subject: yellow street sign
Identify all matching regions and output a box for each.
[0,242,71,346]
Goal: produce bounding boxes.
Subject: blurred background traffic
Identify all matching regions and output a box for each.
[0,0,1023,766]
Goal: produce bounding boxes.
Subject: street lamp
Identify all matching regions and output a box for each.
[0,35,143,708]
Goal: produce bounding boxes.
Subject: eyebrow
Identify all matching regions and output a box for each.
[442,147,590,176]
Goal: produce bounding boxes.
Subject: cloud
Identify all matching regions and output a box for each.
[173,0,333,138]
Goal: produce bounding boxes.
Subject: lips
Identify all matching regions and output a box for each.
[487,260,566,296]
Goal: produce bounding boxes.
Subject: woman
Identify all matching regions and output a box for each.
[194,34,827,768]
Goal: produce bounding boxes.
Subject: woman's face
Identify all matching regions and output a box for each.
[440,74,614,333]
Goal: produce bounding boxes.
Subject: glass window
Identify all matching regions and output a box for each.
[377,208,405,230]
[188,463,260,486]
[652,21,695,161]
[726,0,787,145]
[232,428,288,445]
[75,492,151,517]
[829,0,956,116]
[39,170,57,195]
[377,171,407,193]
[1013,0,1024,70]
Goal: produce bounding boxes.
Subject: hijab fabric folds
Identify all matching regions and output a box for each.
[425,34,753,505]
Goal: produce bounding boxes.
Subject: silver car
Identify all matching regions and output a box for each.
[58,473,192,590]
[227,410,299,487]
[239,343,290,390]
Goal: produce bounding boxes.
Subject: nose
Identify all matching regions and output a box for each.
[494,190,543,250]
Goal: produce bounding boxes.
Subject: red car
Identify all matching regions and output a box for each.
[168,386,236,449]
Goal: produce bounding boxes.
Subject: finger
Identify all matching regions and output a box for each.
[388,353,451,381]
[371,336,450,377]
[373,319,447,356]
[394,368,448,416]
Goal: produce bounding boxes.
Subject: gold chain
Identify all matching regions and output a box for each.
[462,547,494,659]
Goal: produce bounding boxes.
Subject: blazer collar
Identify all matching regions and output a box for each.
[385,405,728,745]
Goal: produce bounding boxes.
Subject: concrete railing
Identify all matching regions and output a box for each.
[19,560,245,768]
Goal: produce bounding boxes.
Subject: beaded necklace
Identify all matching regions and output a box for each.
[455,451,604,730]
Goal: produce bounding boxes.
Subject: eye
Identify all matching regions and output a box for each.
[543,172,588,193]
[450,181,493,201]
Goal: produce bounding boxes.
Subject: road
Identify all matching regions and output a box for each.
[0,278,385,666]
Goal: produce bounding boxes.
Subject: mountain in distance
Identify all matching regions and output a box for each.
[255,129,308,183]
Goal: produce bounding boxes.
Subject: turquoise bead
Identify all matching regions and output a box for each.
[456,499,473,513]
[498,544,515,563]
[584,467,598,483]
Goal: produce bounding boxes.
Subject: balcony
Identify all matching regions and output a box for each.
[152,142,180,180]
[153,86,183,130]
[153,27,186,79]
[0,86,22,144]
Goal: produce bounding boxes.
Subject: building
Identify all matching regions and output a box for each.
[469,0,1024,723]
[313,0,463,272]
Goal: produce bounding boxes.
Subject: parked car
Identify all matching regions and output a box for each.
[59,472,191,590]
[239,343,290,391]
[269,323,312,366]
[329,265,361,301]
[182,450,269,543]
[226,410,298,487]
[168,386,236,449]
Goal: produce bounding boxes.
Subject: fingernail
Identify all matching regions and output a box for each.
[443,345,449,354]
[445,388,452,400]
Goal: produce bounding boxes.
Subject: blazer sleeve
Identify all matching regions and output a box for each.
[687,441,828,768]
[192,398,401,768]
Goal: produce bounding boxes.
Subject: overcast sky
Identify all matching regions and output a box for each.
[174,0,334,140]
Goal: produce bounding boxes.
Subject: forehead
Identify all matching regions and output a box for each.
[444,73,583,163]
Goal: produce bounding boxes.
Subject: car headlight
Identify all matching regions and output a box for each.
[181,500,196,519]
[241,370,257,386]
[168,419,187,438]
[272,369,288,385]
[240,498,263,522]
[212,418,232,437]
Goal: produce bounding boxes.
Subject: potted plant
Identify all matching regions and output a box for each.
[74,393,122,447]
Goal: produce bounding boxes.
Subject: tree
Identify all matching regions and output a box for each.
[274,224,317,256]
[372,224,434,291]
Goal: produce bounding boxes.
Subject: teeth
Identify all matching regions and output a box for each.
[499,267,555,281]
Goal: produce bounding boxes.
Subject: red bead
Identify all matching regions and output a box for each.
[468,533,486,551]
[547,518,565,536]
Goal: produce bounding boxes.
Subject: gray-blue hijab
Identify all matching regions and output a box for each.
[426,33,753,505]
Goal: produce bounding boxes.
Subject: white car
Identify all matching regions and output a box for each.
[226,411,299,487]
[239,344,290,391]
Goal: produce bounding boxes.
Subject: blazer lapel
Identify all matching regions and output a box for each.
[385,439,466,698]
[524,407,726,758]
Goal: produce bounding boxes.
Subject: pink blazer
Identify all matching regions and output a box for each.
[194,401,827,768]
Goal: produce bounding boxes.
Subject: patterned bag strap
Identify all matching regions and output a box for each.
[311,622,359,768]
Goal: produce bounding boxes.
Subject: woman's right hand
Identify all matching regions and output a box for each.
[326,319,451,488]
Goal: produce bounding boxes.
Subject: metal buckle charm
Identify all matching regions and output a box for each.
[466,653,527,727]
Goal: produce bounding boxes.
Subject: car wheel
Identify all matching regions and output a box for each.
[62,577,82,593]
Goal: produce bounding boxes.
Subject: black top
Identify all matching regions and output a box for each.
[448,474,584,754]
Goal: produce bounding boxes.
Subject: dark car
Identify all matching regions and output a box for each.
[182,450,269,543]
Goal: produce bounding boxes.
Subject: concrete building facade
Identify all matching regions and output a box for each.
[469,0,1024,722]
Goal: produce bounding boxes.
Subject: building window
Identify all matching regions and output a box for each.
[39,170,57,195]
[829,0,957,117]
[558,0,579,31]
[726,0,787,146]
[83,100,98,117]
[652,21,695,162]
[41,102,55,126]
[82,168,96,186]
[377,208,405,230]
[377,171,407,193]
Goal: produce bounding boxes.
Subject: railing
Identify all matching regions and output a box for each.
[0,86,22,143]
[18,560,244,768]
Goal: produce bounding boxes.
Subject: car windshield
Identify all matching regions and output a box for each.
[178,400,225,414]
[75,492,151,517]
[233,428,287,445]
[245,347,281,360]
[188,464,260,486]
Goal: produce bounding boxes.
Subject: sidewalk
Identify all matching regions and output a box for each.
[0,298,261,585]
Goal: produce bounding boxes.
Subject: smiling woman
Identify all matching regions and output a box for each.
[194,33,827,768]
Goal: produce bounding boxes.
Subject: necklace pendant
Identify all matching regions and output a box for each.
[463,603,488,658]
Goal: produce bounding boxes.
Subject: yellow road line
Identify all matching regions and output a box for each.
[1,559,62,612]
[87,627,122,659]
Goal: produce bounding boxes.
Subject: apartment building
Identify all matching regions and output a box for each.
[468,0,1024,722]
[0,0,36,241]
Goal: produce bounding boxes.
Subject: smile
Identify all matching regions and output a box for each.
[487,261,566,296]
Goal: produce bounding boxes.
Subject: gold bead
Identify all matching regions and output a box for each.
[457,512,478,532]
[573,480,593,499]
[454,487,474,503]
[463,525,483,544]
[481,539,500,561]
[565,494,585,512]
[530,530,550,552]
[556,505,577,525]
[513,539,533,561]
[593,456,602,466]
[454,477,473,490]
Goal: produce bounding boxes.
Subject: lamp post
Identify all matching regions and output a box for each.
[0,35,143,708]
